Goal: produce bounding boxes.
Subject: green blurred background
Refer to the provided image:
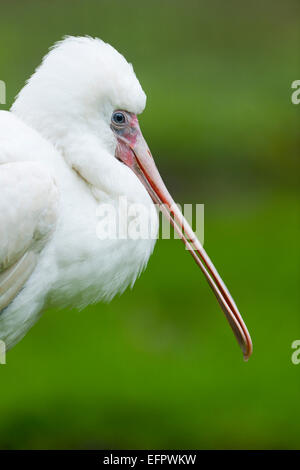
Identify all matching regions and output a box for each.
[0,0,299,449]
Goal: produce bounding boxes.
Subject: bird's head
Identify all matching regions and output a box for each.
[12,36,146,153]
[12,36,252,359]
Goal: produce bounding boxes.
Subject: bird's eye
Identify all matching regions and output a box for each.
[112,111,126,125]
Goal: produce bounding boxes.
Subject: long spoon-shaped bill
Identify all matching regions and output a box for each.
[114,113,253,360]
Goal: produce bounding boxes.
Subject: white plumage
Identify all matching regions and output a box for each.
[0,36,252,358]
[0,37,157,349]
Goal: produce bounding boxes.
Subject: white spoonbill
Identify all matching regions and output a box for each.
[0,36,252,358]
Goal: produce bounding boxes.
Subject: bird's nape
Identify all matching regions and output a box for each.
[111,110,253,360]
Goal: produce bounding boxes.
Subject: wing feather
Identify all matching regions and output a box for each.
[0,161,58,313]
